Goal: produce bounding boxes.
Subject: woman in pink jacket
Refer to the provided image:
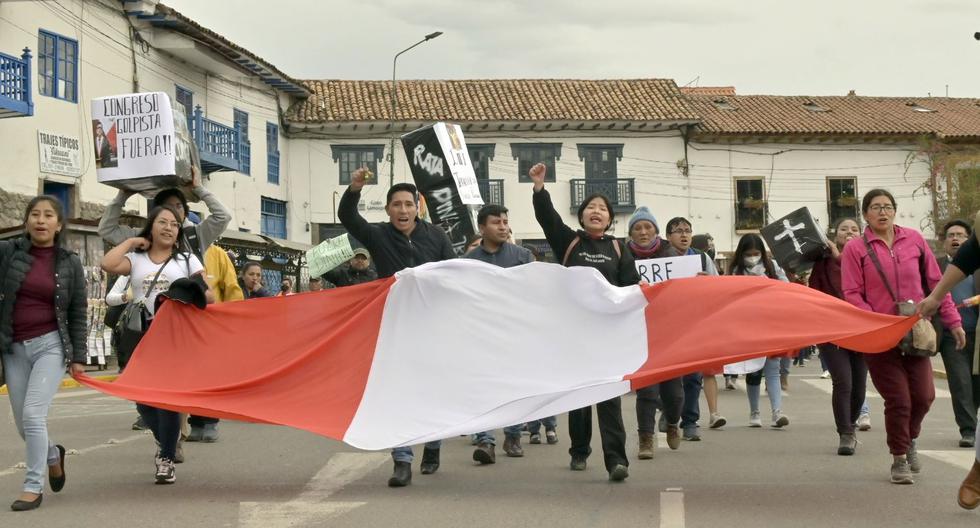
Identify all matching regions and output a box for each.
[842,188,967,485]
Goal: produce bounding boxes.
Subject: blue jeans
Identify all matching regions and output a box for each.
[746,357,782,414]
[526,416,557,434]
[392,441,442,463]
[681,373,703,430]
[476,424,524,445]
[3,331,65,494]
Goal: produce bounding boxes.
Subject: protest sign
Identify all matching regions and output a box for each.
[401,123,479,256]
[760,207,829,274]
[634,254,702,284]
[37,131,82,178]
[306,233,355,278]
[91,92,199,195]
[432,122,483,205]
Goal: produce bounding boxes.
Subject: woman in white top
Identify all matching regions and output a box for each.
[101,204,211,485]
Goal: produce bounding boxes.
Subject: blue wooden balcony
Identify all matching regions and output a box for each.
[0,48,34,118]
[192,105,243,173]
[477,179,505,206]
[569,178,635,214]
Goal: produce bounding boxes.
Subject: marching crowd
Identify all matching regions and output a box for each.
[0,161,978,512]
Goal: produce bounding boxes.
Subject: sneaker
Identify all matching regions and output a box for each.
[638,432,655,460]
[132,415,147,431]
[545,429,558,445]
[959,434,976,448]
[387,461,411,487]
[890,459,914,485]
[186,425,204,442]
[472,442,496,465]
[682,425,701,441]
[709,413,727,429]
[820,370,831,379]
[838,433,856,456]
[154,458,176,485]
[503,436,524,457]
[907,440,921,473]
[771,410,789,428]
[529,433,542,445]
[569,456,587,471]
[201,423,219,443]
[724,377,736,390]
[665,425,682,450]
[419,447,440,475]
[608,464,629,482]
[749,411,762,428]
[856,413,872,431]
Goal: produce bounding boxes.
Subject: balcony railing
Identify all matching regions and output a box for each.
[568,178,635,213]
[477,179,504,206]
[192,105,242,173]
[0,48,33,118]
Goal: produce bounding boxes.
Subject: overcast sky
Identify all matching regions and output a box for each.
[163,0,980,97]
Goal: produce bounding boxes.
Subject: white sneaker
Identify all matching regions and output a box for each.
[155,458,176,484]
[749,411,762,428]
[709,413,727,429]
[772,410,790,428]
[856,413,871,431]
[820,370,831,379]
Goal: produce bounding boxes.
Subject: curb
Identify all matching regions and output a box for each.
[0,373,119,395]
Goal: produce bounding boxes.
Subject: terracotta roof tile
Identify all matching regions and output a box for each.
[288,79,700,123]
[680,86,736,96]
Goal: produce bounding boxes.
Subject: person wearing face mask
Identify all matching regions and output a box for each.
[625,207,683,459]
[729,234,791,429]
[530,162,638,482]
[841,189,965,485]
[1,196,87,511]
[809,218,871,455]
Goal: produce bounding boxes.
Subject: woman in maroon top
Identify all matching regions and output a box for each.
[0,196,87,511]
[810,218,867,456]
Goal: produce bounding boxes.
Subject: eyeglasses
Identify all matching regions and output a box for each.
[946,232,969,240]
[670,229,693,235]
[154,219,180,229]
[868,205,895,213]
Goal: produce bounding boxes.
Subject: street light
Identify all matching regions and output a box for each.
[388,31,444,188]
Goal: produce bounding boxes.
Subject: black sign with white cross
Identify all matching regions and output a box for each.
[760,207,830,274]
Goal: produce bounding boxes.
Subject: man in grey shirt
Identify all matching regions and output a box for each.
[462,204,534,464]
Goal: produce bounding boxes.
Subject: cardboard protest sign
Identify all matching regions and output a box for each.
[92,92,200,196]
[760,207,829,274]
[306,233,355,278]
[401,123,479,256]
[634,254,702,284]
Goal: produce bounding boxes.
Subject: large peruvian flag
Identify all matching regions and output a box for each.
[80,260,915,450]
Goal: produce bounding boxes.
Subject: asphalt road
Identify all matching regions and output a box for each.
[1,361,977,527]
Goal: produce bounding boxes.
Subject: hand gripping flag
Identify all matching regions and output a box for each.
[80,260,915,450]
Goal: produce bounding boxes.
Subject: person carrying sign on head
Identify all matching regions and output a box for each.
[917,210,980,509]
[462,204,539,465]
[625,207,684,459]
[338,166,455,488]
[529,162,638,482]
[841,189,965,485]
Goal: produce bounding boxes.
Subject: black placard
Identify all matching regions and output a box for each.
[760,207,829,274]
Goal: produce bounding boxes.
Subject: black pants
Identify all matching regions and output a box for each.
[188,415,219,427]
[822,344,868,434]
[636,377,683,433]
[568,396,628,471]
[940,332,980,437]
[137,404,180,460]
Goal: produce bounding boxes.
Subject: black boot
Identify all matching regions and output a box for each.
[387,461,411,487]
[420,447,440,475]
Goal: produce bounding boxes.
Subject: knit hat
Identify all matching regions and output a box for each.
[628,206,659,233]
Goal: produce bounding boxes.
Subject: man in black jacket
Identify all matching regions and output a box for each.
[338,167,455,488]
[323,248,377,287]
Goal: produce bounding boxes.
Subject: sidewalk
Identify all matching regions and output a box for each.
[0,368,120,395]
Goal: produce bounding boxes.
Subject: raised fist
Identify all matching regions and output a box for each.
[350,167,373,192]
[528,163,547,191]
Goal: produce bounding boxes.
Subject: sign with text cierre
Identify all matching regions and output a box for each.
[306,234,355,278]
[37,131,82,178]
[634,255,702,284]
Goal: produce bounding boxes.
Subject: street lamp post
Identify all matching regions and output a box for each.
[389,31,443,188]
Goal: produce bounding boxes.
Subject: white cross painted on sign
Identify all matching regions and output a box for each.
[774,219,806,253]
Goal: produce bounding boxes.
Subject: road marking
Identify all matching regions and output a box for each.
[799,378,950,399]
[0,433,146,479]
[53,389,100,400]
[918,450,977,470]
[660,490,685,528]
[238,452,388,528]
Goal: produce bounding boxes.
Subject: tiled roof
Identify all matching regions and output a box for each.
[287,79,700,123]
[687,94,980,138]
[680,86,736,96]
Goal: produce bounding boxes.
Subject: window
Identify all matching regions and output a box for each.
[175,86,193,130]
[467,144,496,180]
[511,143,561,182]
[330,145,384,185]
[827,177,858,228]
[37,30,77,102]
[234,109,250,175]
[734,178,766,231]
[578,144,624,180]
[260,197,287,239]
[42,181,73,218]
[267,123,280,184]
